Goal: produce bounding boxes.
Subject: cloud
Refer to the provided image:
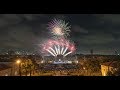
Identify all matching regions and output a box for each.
[0,14,22,28]
[54,15,66,20]
[22,14,47,21]
[72,25,88,34]
[73,32,115,45]
[0,14,47,28]
[0,14,120,54]
[0,16,52,50]
[94,14,120,24]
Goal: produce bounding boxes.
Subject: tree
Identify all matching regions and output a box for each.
[114,68,120,76]
[21,59,36,76]
[106,71,113,76]
[83,59,100,73]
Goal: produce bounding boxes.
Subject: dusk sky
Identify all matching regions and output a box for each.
[0,14,120,55]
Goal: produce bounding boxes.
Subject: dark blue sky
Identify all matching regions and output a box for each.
[0,14,120,55]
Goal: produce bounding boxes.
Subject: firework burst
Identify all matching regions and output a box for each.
[41,39,76,57]
[47,18,71,38]
[40,18,76,57]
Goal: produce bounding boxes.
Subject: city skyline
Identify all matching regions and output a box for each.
[0,14,120,55]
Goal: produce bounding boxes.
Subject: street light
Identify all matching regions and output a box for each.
[83,67,87,76]
[16,59,22,76]
[75,60,78,64]
[16,60,21,64]
[83,67,86,70]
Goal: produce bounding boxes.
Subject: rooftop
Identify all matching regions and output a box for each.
[101,61,120,68]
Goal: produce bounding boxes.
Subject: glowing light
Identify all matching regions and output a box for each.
[54,45,58,55]
[53,27,63,36]
[49,47,57,56]
[16,59,21,64]
[61,46,64,55]
[64,51,72,57]
[103,72,106,76]
[42,39,75,57]
[67,61,72,64]
[58,45,60,55]
[46,49,56,57]
[41,60,44,63]
[53,60,72,64]
[5,74,8,76]
[48,18,71,38]
[62,47,68,55]
[41,18,76,57]
[83,67,86,70]
[49,61,52,63]
[75,60,78,63]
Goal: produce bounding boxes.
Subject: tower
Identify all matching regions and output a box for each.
[90,49,93,55]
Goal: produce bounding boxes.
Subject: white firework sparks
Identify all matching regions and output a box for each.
[44,45,73,57]
[48,18,71,38]
[64,51,72,57]
[42,39,76,57]
[61,46,64,55]
[41,18,76,57]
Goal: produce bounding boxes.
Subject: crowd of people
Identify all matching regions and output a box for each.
[39,64,79,70]
[38,63,83,76]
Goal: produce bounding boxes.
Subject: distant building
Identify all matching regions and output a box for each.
[101,61,120,76]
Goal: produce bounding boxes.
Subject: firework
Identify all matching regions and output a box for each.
[47,18,71,38]
[64,51,72,57]
[42,39,76,57]
[41,18,76,57]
